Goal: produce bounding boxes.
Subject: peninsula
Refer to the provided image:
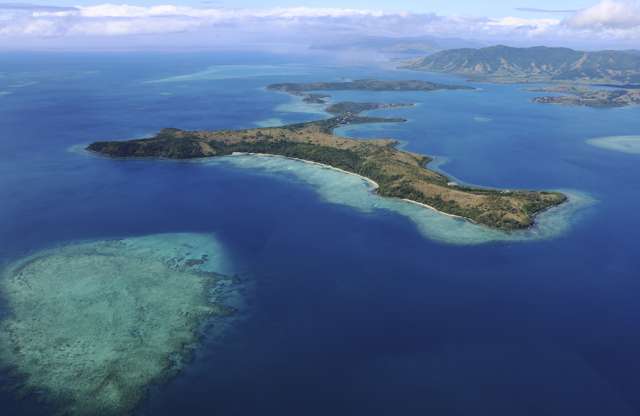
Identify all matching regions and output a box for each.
[88,101,566,231]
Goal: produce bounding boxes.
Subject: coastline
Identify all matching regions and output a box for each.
[230,152,481,225]
[231,152,380,190]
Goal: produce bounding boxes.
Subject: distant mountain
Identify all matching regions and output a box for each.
[311,36,483,57]
[404,45,640,84]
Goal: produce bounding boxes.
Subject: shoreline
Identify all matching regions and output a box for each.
[230,152,480,225]
[231,152,380,190]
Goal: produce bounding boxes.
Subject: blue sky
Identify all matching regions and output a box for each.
[49,0,592,16]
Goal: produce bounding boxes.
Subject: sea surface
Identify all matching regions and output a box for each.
[1,52,640,415]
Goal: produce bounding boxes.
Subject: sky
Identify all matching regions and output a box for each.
[1,0,639,51]
[40,0,593,16]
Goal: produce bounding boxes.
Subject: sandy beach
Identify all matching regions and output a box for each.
[401,198,475,223]
[231,152,380,189]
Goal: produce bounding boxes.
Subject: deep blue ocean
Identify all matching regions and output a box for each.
[1,52,640,415]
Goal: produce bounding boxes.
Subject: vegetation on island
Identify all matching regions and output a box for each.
[88,97,566,231]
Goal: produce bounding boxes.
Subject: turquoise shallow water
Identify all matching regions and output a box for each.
[0,233,240,415]
[1,53,640,415]
[587,135,640,154]
[216,154,595,245]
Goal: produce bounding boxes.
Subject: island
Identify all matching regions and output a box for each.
[404,45,640,85]
[267,79,472,104]
[530,85,640,108]
[87,97,566,231]
[404,46,640,107]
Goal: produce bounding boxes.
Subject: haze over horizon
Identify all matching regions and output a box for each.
[0,0,639,53]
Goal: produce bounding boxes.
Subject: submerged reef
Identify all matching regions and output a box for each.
[587,135,640,154]
[0,233,241,415]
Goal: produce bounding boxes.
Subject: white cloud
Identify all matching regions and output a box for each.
[489,17,559,28]
[0,2,639,49]
[565,0,640,29]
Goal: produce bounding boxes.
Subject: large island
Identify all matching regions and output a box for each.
[403,45,640,107]
[88,87,566,231]
[404,45,640,84]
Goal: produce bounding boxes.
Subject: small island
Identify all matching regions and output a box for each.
[530,85,640,108]
[88,91,566,231]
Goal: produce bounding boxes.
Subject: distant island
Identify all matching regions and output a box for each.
[88,83,566,231]
[404,45,640,85]
[309,35,483,57]
[267,79,472,104]
[530,85,640,108]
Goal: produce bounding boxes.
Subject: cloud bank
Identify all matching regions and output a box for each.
[0,1,639,50]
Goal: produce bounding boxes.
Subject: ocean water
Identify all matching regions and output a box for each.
[1,52,640,415]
